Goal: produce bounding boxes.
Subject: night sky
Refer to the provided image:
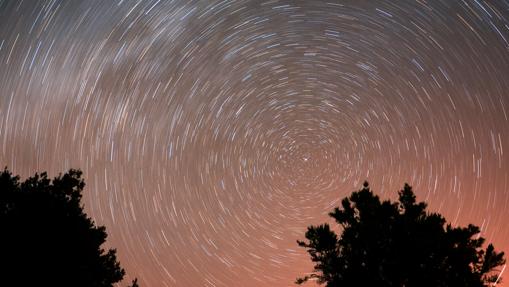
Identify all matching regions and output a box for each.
[1,0,509,286]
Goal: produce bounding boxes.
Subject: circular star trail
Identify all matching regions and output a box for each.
[1,1,509,286]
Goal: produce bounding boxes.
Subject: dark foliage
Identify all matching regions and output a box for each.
[297,182,505,287]
[0,168,138,287]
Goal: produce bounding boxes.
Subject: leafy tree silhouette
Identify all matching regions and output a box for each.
[297,182,505,287]
[0,168,138,287]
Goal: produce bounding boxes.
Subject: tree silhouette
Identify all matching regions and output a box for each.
[297,182,505,287]
[0,168,138,287]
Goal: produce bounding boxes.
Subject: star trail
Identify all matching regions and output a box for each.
[1,1,509,286]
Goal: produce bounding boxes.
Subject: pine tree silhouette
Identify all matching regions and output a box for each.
[297,182,505,287]
[0,168,138,287]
